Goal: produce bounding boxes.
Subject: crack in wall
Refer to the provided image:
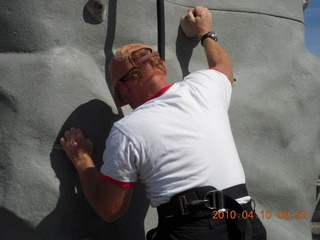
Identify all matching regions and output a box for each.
[165,1,304,25]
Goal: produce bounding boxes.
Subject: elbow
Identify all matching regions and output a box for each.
[101,216,118,223]
[98,208,126,223]
[101,213,122,223]
[222,66,234,84]
[212,63,234,84]
[228,73,235,84]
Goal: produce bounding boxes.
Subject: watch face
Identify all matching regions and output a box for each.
[211,32,218,41]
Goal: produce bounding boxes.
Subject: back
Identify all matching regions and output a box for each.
[101,69,247,207]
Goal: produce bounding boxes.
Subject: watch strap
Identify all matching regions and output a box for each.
[201,32,218,46]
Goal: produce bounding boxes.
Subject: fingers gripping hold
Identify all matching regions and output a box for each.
[59,127,94,164]
[182,6,212,40]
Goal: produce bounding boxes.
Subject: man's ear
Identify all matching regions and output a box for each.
[161,60,167,75]
[117,81,131,94]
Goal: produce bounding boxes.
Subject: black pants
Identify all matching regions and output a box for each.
[147,202,267,240]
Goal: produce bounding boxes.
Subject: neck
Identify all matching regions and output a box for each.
[132,74,169,109]
[145,74,170,99]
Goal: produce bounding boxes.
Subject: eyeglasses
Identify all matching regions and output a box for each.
[119,73,129,83]
[119,68,136,83]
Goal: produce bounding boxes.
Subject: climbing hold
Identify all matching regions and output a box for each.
[54,143,64,151]
[180,15,198,40]
[303,0,310,10]
[85,0,107,23]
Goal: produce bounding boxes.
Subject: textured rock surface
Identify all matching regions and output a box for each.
[0,0,319,239]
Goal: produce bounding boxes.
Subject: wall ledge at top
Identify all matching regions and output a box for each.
[166,0,304,23]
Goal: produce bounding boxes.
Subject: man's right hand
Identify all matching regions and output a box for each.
[186,6,234,83]
[187,6,213,40]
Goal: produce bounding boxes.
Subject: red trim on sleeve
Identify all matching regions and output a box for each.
[209,68,223,74]
[100,173,136,187]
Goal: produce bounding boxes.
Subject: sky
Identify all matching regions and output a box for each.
[304,0,320,57]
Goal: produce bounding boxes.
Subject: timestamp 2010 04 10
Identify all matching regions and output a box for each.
[212,210,309,220]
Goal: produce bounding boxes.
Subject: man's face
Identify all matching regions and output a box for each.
[115,72,143,109]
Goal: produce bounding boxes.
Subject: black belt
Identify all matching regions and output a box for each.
[157,184,249,219]
[223,184,249,200]
[156,184,252,240]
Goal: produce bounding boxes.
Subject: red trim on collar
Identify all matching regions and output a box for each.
[146,84,173,102]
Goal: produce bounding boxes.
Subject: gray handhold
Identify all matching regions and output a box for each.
[85,0,107,23]
[303,0,310,10]
[180,15,198,41]
[54,143,65,151]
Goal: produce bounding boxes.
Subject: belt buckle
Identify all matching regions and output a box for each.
[204,190,224,210]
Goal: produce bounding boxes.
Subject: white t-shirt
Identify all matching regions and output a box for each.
[101,69,248,207]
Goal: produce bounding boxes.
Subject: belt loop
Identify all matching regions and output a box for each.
[178,195,189,215]
[217,190,224,209]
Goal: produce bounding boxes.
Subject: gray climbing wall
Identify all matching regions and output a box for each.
[0,0,319,239]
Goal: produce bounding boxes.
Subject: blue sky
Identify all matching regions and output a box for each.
[304,0,320,57]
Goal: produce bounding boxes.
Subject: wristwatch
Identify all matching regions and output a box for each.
[200,32,218,46]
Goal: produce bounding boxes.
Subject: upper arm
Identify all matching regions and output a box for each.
[214,65,234,84]
[95,179,134,222]
[202,38,234,84]
[95,127,137,222]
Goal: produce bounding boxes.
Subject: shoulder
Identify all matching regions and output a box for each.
[110,110,151,146]
[184,69,230,85]
[182,69,233,107]
[106,126,133,153]
[183,69,231,91]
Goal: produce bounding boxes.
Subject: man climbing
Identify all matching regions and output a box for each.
[60,5,266,240]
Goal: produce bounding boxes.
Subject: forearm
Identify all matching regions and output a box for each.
[60,128,132,222]
[74,156,131,222]
[74,156,100,204]
[74,159,122,222]
[186,6,234,83]
[202,37,234,83]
